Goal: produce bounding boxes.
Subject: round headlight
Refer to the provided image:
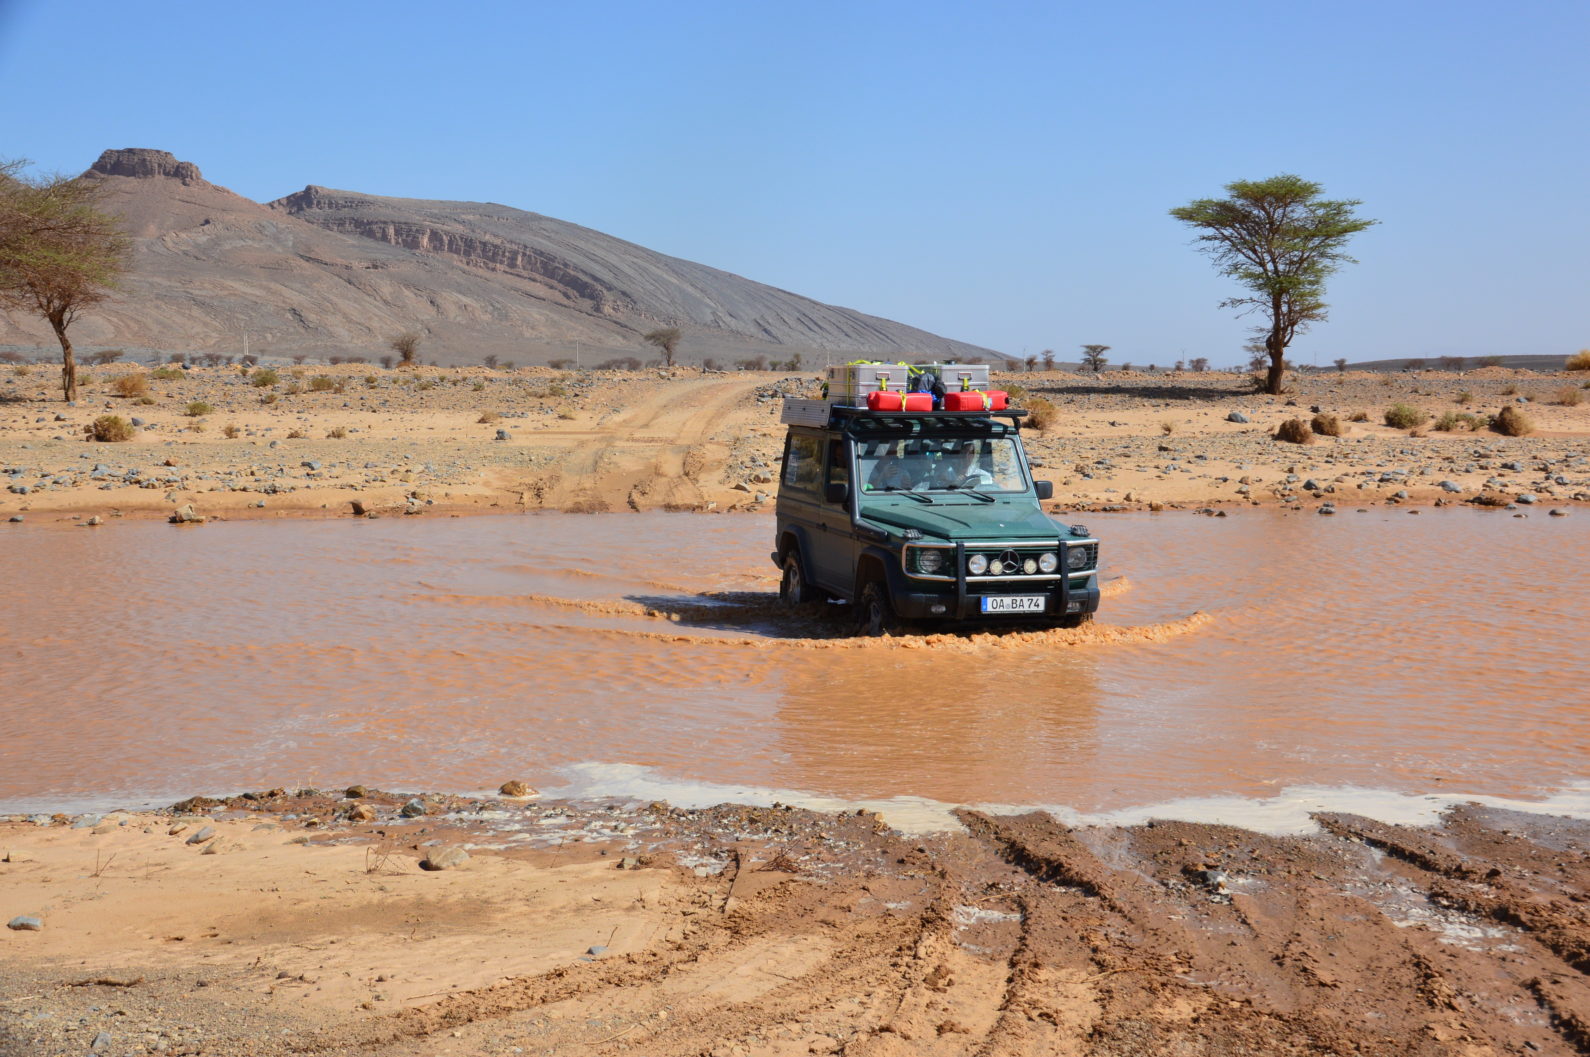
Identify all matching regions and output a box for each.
[1067,547,1089,570]
[968,554,988,575]
[1038,552,1059,573]
[1022,558,1038,575]
[917,549,943,574]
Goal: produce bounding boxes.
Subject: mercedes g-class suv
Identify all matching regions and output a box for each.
[772,399,1100,635]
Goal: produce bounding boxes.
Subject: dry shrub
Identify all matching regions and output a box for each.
[259,392,278,405]
[286,428,308,439]
[1024,396,1058,431]
[1565,349,1590,371]
[1274,418,1315,444]
[251,368,278,387]
[477,411,501,424]
[111,373,148,398]
[1551,385,1582,406]
[326,426,348,439]
[184,400,213,417]
[134,395,155,406]
[1383,403,1429,429]
[1456,390,1473,405]
[1501,382,1519,396]
[285,380,304,395]
[151,367,183,381]
[87,415,135,442]
[1159,420,1176,435]
[1348,410,1369,422]
[1310,413,1343,436]
[222,424,240,438]
[1492,405,1534,436]
[1434,411,1486,432]
[309,375,335,391]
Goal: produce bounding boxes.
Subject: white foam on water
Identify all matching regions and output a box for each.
[546,762,1590,838]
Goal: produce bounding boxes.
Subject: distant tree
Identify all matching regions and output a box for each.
[643,326,683,367]
[1040,349,1056,371]
[390,331,421,366]
[1438,355,1464,370]
[1405,358,1426,371]
[0,159,130,401]
[702,357,721,371]
[1479,356,1502,367]
[1080,344,1110,371]
[241,353,259,367]
[1023,355,1038,372]
[1189,357,1209,372]
[1171,174,1376,395]
[1334,357,1348,373]
[88,348,124,366]
[291,353,308,365]
[1120,362,1133,372]
[482,354,499,369]
[1146,364,1158,373]
[736,355,767,371]
[379,355,394,369]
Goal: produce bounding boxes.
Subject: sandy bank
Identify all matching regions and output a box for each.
[4,788,1589,1056]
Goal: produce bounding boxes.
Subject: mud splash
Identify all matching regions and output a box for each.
[2,508,1587,821]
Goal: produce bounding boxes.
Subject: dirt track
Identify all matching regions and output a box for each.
[5,793,1588,1056]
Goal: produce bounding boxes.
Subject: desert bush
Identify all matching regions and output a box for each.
[471,380,486,391]
[1501,382,1519,395]
[326,426,348,439]
[309,375,334,391]
[477,411,501,424]
[151,366,183,381]
[1024,396,1058,431]
[134,395,155,406]
[87,415,135,442]
[188,420,206,433]
[1377,374,1395,387]
[1492,405,1534,436]
[11,364,30,376]
[285,380,304,395]
[286,428,308,439]
[557,409,576,420]
[259,392,278,405]
[1002,383,1028,401]
[1273,418,1314,444]
[1384,403,1429,429]
[111,373,148,398]
[251,368,279,387]
[222,424,240,439]
[1433,411,1486,432]
[364,375,379,387]
[417,379,437,391]
[184,400,213,417]
[1551,385,1582,406]
[1565,349,1590,371]
[546,382,567,398]
[1160,420,1176,435]
[1348,410,1369,422]
[1311,413,1344,437]
[1456,390,1473,405]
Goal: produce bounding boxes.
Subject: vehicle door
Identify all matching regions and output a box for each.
[813,436,858,590]
[779,431,825,581]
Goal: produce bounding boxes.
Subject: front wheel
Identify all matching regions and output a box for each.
[855,581,897,637]
[1055,612,1094,629]
[780,552,815,608]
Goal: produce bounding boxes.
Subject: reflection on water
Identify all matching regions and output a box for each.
[2,508,1587,817]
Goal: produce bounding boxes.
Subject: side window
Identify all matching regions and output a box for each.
[782,434,821,492]
[826,439,850,488]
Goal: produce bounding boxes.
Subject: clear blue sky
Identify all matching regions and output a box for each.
[3,0,1585,365]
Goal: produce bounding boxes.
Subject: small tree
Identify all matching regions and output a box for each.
[1023,355,1038,372]
[1171,174,1375,395]
[1080,344,1110,371]
[390,330,421,366]
[643,326,682,367]
[1189,357,1209,372]
[1334,357,1348,373]
[1040,349,1056,371]
[0,159,130,401]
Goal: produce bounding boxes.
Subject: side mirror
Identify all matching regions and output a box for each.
[1034,480,1054,500]
[824,482,850,505]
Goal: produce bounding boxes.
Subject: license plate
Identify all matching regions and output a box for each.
[980,595,1046,614]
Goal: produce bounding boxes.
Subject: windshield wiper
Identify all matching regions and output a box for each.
[884,487,934,503]
[944,484,995,502]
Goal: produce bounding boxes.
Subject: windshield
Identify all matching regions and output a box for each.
[856,436,1028,494]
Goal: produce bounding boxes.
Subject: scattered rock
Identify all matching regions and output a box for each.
[185,825,216,846]
[168,503,205,524]
[399,798,431,818]
[498,780,537,797]
[6,915,43,931]
[420,846,470,871]
[1227,411,1249,423]
[344,784,368,798]
[346,802,377,822]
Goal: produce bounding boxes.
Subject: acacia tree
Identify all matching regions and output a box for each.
[1080,344,1110,371]
[1171,175,1375,395]
[0,160,129,401]
[643,326,682,367]
[390,330,421,366]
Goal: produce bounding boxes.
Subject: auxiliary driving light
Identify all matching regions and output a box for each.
[1022,558,1038,575]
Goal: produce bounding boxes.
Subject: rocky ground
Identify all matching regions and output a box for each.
[2,363,1586,527]
[3,790,1589,1056]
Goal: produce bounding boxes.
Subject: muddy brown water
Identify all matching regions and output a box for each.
[2,509,1587,824]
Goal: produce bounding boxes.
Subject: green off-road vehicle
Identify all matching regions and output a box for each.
[772,397,1100,635]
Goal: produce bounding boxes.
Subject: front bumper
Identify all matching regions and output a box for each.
[889,577,1100,623]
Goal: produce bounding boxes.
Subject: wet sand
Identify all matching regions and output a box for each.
[5,789,1590,1056]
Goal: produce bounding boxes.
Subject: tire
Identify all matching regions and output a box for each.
[1056,611,1094,629]
[779,552,815,608]
[855,581,897,637]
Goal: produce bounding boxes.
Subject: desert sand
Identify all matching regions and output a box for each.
[2,363,1587,526]
[4,790,1590,1056]
[4,361,1589,1055]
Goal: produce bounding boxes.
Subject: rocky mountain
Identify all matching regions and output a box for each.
[0,148,999,366]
